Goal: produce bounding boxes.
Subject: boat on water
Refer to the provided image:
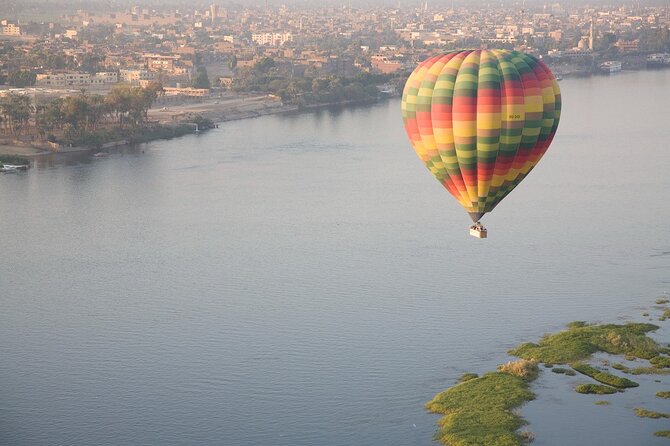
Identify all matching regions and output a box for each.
[599,61,622,74]
[376,83,398,95]
[555,74,563,81]
[647,53,670,68]
[0,164,28,173]
[0,164,29,172]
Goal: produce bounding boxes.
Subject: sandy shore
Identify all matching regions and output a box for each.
[0,144,49,156]
[148,94,292,124]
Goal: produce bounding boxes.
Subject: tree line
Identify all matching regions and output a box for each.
[232,57,407,106]
[0,83,163,144]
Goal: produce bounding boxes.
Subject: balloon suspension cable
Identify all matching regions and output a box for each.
[469,221,488,239]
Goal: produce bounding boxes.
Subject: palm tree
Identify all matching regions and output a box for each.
[0,93,33,136]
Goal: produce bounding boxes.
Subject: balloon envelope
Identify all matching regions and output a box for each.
[401,49,561,222]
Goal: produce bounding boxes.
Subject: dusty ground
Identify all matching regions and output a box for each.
[0,144,49,156]
[148,94,291,124]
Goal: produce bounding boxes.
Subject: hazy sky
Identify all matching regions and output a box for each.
[3,0,668,9]
[2,0,667,22]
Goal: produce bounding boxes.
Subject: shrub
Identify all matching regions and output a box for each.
[0,155,29,166]
[634,408,670,419]
[575,384,617,395]
[518,430,535,443]
[572,363,639,388]
[190,114,215,130]
[628,366,670,375]
[567,321,589,329]
[457,373,478,383]
[550,367,576,376]
[497,359,539,381]
[650,356,670,368]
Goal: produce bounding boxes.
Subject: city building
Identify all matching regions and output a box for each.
[143,53,181,72]
[119,69,157,84]
[251,32,293,46]
[370,55,403,74]
[1,22,21,36]
[36,72,119,88]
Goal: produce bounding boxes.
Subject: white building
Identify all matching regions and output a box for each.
[91,72,119,85]
[251,32,293,46]
[36,72,118,88]
[36,73,90,87]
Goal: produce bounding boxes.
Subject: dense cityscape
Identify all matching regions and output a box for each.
[1,1,670,153]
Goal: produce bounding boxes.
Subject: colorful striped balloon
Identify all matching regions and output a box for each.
[401,49,561,222]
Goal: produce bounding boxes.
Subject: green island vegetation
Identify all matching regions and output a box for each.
[427,313,670,445]
[0,154,30,166]
[650,356,670,368]
[508,321,664,364]
[657,391,670,399]
[571,363,639,388]
[426,359,538,446]
[655,431,670,438]
[634,408,670,419]
[613,364,670,375]
[575,384,617,395]
[659,309,670,321]
[609,361,670,375]
[551,367,576,376]
[457,373,479,383]
[594,400,611,405]
[0,84,214,150]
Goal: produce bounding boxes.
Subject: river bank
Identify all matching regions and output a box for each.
[0,120,216,159]
[0,94,385,159]
[0,143,48,156]
[147,93,385,125]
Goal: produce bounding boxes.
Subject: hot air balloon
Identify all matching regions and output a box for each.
[401,50,561,238]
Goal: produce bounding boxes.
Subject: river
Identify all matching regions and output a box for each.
[1,70,670,445]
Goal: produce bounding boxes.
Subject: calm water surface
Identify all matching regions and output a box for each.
[2,70,670,446]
